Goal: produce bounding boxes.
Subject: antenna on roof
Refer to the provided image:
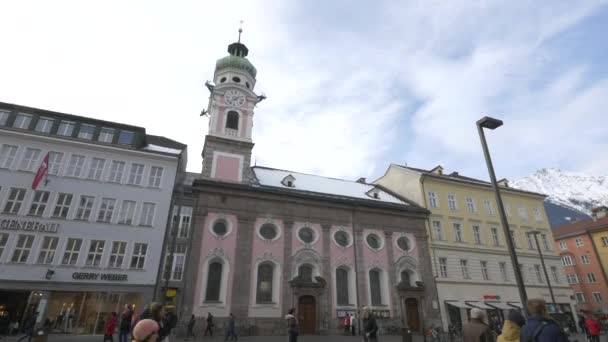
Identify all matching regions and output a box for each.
[238,20,244,43]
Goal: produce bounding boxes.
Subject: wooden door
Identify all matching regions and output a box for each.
[298,295,316,334]
[405,298,420,332]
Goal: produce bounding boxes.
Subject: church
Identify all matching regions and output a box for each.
[181,31,441,335]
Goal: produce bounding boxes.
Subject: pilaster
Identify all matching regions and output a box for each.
[230,215,255,318]
[282,220,294,312]
[384,231,400,318]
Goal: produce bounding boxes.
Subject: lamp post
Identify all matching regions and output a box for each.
[527,230,557,308]
[476,116,529,315]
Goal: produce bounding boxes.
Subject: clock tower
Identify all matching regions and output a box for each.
[201,28,262,183]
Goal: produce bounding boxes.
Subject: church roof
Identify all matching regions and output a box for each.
[252,166,410,205]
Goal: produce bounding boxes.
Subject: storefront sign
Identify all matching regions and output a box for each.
[370,309,390,319]
[72,272,128,281]
[483,295,500,300]
[337,309,356,318]
[0,218,59,233]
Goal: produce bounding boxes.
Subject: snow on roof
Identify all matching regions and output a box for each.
[142,144,182,155]
[252,166,408,205]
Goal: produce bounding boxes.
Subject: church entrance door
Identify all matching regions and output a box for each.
[405,298,421,332]
[298,295,316,334]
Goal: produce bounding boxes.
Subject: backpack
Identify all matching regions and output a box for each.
[524,321,548,342]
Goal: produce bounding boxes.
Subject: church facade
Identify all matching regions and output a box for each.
[181,35,441,335]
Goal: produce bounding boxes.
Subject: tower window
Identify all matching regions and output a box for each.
[232,77,241,83]
[220,77,227,83]
[246,82,250,89]
[226,111,239,130]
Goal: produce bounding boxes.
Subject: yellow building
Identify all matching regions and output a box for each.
[588,208,608,296]
[375,164,576,331]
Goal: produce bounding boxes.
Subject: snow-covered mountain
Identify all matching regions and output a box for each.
[512,168,608,215]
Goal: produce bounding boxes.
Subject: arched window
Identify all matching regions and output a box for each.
[256,263,274,303]
[205,261,223,301]
[226,111,239,130]
[298,264,313,282]
[369,269,382,306]
[336,267,350,306]
[401,270,411,286]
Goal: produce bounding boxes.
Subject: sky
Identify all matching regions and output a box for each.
[1,1,607,182]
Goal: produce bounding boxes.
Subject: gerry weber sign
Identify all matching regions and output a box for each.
[0,218,59,233]
[72,272,128,282]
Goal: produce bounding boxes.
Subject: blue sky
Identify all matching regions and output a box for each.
[1,1,607,182]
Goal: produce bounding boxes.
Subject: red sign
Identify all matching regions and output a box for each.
[32,153,49,190]
[483,295,500,300]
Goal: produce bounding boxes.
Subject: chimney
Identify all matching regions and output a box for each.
[450,172,459,176]
[592,206,608,220]
[357,177,366,184]
[497,178,509,187]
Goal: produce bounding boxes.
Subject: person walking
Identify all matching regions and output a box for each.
[185,314,196,340]
[285,308,299,342]
[362,307,378,342]
[17,312,37,342]
[103,312,118,342]
[343,314,351,335]
[203,313,214,337]
[119,305,133,342]
[132,319,160,342]
[462,308,493,342]
[139,303,169,342]
[497,311,525,342]
[520,298,568,342]
[224,313,238,341]
[578,313,587,335]
[585,314,601,342]
[350,313,356,336]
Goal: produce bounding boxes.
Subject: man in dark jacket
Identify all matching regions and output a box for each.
[119,305,133,342]
[362,307,378,342]
[520,298,568,342]
[462,308,493,342]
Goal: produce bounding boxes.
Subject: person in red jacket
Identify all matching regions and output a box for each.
[585,314,601,342]
[104,312,118,342]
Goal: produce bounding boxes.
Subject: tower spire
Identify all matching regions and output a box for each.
[238,20,244,43]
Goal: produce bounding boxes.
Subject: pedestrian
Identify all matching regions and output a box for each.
[10,320,19,335]
[362,307,378,342]
[185,314,196,340]
[103,312,118,342]
[224,313,238,341]
[585,314,601,342]
[462,308,493,342]
[520,298,568,342]
[578,313,587,335]
[139,303,169,342]
[350,313,356,336]
[132,319,160,342]
[285,308,299,342]
[343,313,351,335]
[119,305,133,342]
[17,311,38,342]
[204,312,214,337]
[497,310,525,342]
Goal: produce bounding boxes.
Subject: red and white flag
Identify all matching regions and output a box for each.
[32,152,49,190]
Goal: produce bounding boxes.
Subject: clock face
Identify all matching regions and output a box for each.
[224,89,246,107]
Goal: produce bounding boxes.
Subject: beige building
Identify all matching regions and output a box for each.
[375,165,576,331]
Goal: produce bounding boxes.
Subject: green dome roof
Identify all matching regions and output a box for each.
[215,55,257,78]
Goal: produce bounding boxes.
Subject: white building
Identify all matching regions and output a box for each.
[0,102,186,334]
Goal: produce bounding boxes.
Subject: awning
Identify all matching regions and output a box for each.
[446,300,471,309]
[466,301,494,310]
[485,302,513,310]
[508,302,523,309]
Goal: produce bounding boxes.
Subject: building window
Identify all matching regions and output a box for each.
[432,220,444,241]
[334,231,350,247]
[0,233,9,259]
[87,158,105,180]
[130,243,147,269]
[428,192,438,208]
[128,163,144,185]
[366,233,382,250]
[3,188,26,214]
[19,148,41,172]
[534,265,543,283]
[66,154,85,177]
[256,263,274,303]
[226,111,239,130]
[109,161,125,183]
[212,220,227,236]
[174,207,193,238]
[298,227,315,244]
[550,266,559,283]
[11,234,35,263]
[98,128,114,143]
[465,197,476,213]
[460,260,470,279]
[77,124,96,140]
[587,273,597,283]
[504,204,512,217]
[518,207,528,220]
[448,194,457,211]
[97,198,116,223]
[397,236,411,251]
[117,131,134,145]
[259,223,278,240]
[439,257,448,278]
[602,237,608,247]
[472,225,482,244]
[484,200,495,215]
[35,117,54,133]
[163,245,187,281]
[369,269,383,306]
[541,234,550,251]
[75,195,94,221]
[47,152,63,176]
[481,261,489,280]
[148,166,163,188]
[29,190,50,216]
[559,241,567,250]
[566,273,580,284]
[0,110,10,125]
[593,292,603,303]
[562,256,575,266]
[575,238,584,247]
[118,200,136,225]
[336,267,350,305]
[12,113,32,129]
[510,230,518,248]
[61,238,82,265]
[453,223,464,243]
[299,264,313,282]
[581,255,591,265]
[85,240,105,267]
[52,193,73,218]
[499,262,508,281]
[57,121,75,136]
[108,241,127,268]
[140,202,155,226]
[0,145,18,169]
[527,233,536,250]
[575,293,586,303]
[491,227,500,246]
[205,261,223,301]
[533,207,543,222]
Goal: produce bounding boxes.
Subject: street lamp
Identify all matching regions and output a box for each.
[476,116,529,316]
[527,230,557,308]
